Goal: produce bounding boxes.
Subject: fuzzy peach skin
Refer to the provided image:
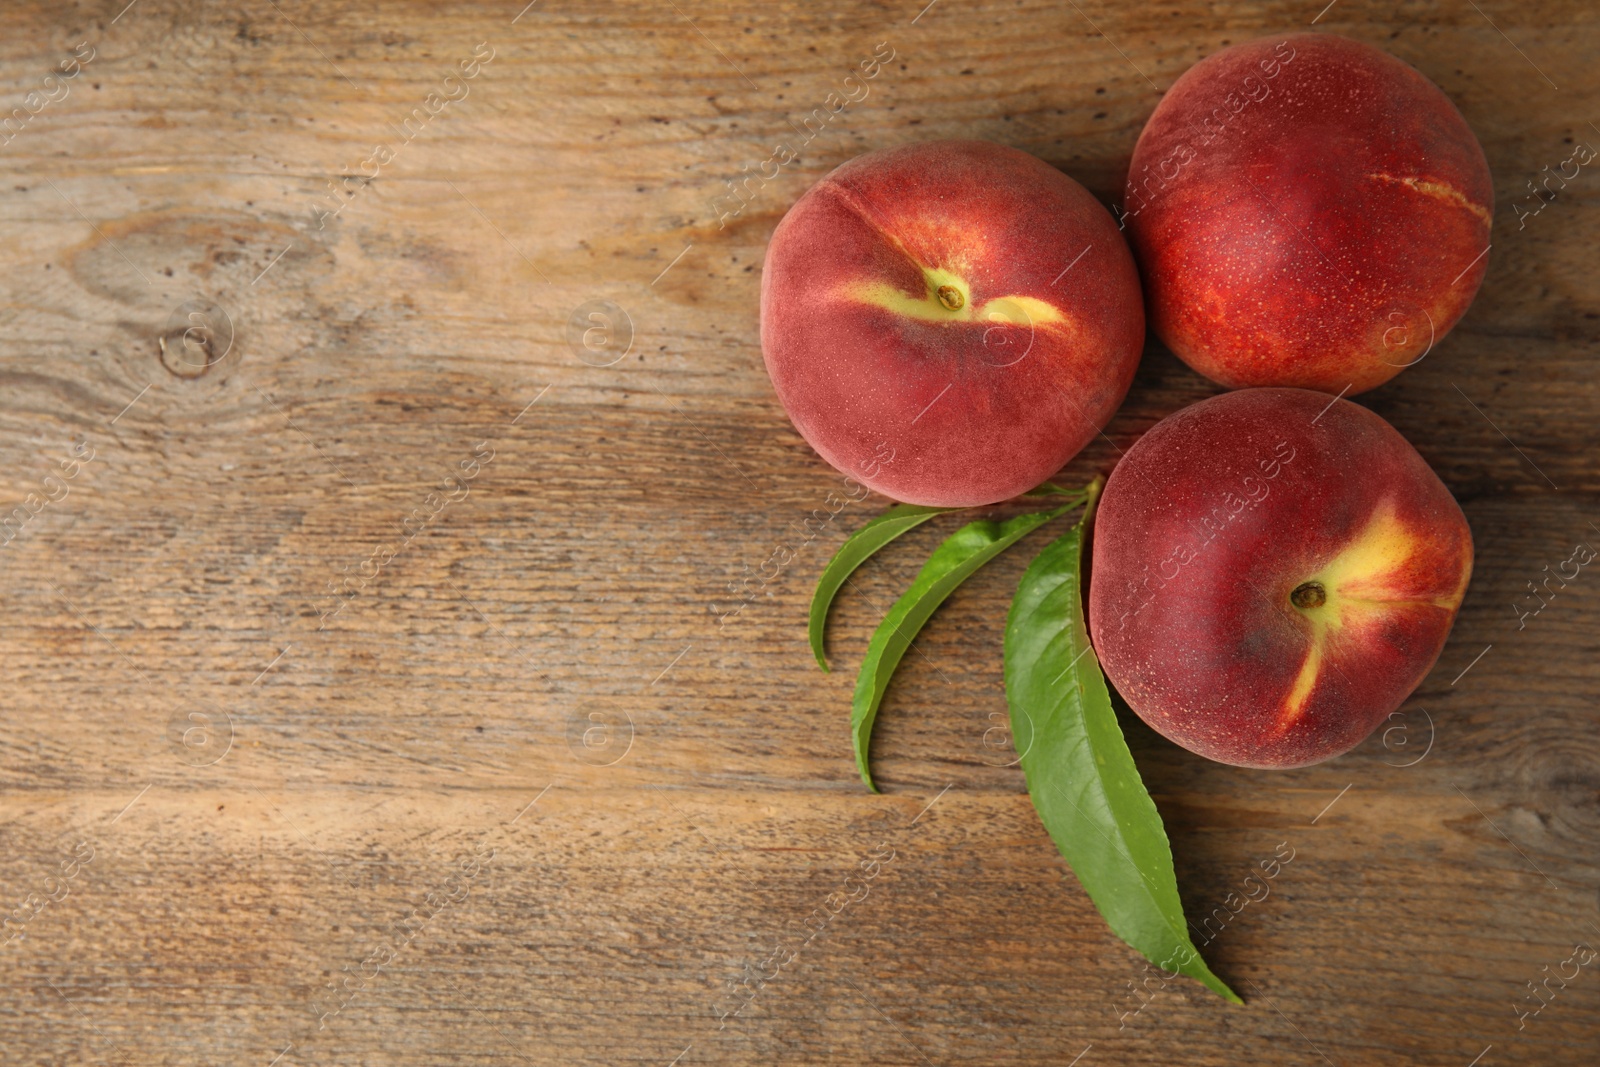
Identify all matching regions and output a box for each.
[760,140,1144,507]
[1088,388,1472,769]
[1123,33,1493,395]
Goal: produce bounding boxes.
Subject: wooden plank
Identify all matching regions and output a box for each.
[0,0,1596,1063]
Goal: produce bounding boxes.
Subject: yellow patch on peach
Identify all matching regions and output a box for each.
[1315,501,1467,610]
[1366,172,1493,227]
[1273,501,1467,731]
[1279,631,1325,727]
[844,276,1069,331]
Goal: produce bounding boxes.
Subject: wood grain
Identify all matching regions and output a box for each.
[0,0,1597,1063]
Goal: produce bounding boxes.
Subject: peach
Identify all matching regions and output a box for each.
[760,140,1144,507]
[1123,33,1493,394]
[1088,388,1472,769]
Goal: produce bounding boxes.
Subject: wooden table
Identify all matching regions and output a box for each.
[1,1,1596,1063]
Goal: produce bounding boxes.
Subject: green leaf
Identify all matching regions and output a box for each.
[810,504,948,671]
[852,503,1074,793]
[1021,482,1082,498]
[1003,480,1241,1004]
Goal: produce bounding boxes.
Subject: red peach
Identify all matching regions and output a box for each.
[1123,33,1493,394]
[761,140,1145,507]
[1088,388,1473,769]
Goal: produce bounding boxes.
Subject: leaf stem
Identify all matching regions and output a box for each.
[1081,473,1105,527]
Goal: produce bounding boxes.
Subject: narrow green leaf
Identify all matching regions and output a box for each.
[852,504,1072,793]
[1003,481,1242,1004]
[1021,483,1086,499]
[810,504,947,671]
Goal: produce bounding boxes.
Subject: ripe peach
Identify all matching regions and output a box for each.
[760,140,1144,507]
[1123,33,1493,394]
[1088,388,1472,769]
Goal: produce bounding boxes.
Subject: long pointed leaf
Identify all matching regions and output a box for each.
[852,504,1073,792]
[1004,484,1241,1004]
[810,504,947,671]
